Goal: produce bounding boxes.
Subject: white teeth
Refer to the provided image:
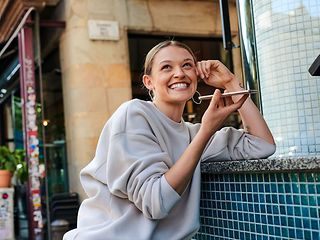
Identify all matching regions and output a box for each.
[170,83,188,89]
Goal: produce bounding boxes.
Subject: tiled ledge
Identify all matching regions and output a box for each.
[201,156,320,174]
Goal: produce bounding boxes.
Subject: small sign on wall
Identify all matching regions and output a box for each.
[88,20,120,41]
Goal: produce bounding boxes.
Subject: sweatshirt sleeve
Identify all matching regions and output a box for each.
[201,127,276,162]
[105,131,181,220]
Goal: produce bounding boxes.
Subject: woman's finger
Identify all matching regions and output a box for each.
[208,89,221,109]
[197,62,205,79]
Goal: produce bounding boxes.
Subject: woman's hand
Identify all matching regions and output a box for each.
[197,60,238,89]
[199,89,248,138]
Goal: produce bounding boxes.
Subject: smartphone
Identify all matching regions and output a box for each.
[198,90,258,100]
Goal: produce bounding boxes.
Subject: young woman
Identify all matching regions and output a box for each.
[64,40,275,240]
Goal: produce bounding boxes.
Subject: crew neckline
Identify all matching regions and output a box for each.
[147,101,185,128]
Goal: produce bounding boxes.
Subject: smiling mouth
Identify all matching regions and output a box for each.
[169,82,190,89]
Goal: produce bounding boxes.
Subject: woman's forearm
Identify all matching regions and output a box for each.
[225,80,275,145]
[164,129,211,195]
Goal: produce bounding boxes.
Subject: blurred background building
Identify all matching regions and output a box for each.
[0,0,319,239]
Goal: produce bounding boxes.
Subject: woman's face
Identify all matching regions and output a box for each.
[144,45,198,106]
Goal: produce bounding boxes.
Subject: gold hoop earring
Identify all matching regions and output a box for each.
[192,91,202,105]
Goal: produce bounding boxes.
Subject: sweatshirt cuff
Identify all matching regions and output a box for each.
[161,176,181,213]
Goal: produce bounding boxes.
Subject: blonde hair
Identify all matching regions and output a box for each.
[143,40,197,75]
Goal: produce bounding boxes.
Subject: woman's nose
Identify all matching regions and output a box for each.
[173,67,185,78]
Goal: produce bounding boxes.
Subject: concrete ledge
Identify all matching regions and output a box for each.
[201,156,320,174]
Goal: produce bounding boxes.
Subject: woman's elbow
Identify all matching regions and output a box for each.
[258,143,276,159]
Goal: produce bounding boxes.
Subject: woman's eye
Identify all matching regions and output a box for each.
[183,62,193,68]
[161,65,171,70]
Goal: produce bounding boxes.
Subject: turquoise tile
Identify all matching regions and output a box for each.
[265,184,271,193]
[288,217,295,227]
[307,173,315,182]
[308,184,316,194]
[304,230,311,239]
[260,204,266,213]
[270,173,276,182]
[250,223,255,232]
[256,224,262,233]
[302,207,309,217]
[245,174,251,182]
[295,217,303,228]
[294,206,301,216]
[303,218,311,228]
[310,207,318,218]
[286,205,294,215]
[291,173,299,182]
[286,195,293,204]
[312,231,320,240]
[277,184,284,193]
[314,173,320,182]
[281,216,287,226]
[283,173,291,182]
[294,195,301,205]
[272,194,278,203]
[262,224,268,234]
[259,184,264,192]
[276,173,284,182]
[285,183,291,193]
[251,174,257,182]
[268,226,274,235]
[280,205,286,214]
[273,205,279,214]
[248,203,254,212]
[299,173,307,182]
[281,227,289,238]
[234,174,240,182]
[266,205,272,214]
[309,196,317,206]
[311,219,318,230]
[288,228,295,238]
[300,184,307,194]
[279,194,285,204]
[261,215,267,224]
[292,183,300,193]
[266,194,271,203]
[301,195,309,205]
[197,172,320,239]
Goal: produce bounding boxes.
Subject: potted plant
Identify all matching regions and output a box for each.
[0,146,26,187]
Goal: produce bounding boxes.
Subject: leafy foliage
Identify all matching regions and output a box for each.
[0,146,28,184]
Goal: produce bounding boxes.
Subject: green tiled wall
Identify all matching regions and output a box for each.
[195,172,320,240]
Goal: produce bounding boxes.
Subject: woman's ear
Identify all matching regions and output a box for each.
[142,74,153,90]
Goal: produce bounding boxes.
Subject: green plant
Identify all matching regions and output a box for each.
[0,146,27,184]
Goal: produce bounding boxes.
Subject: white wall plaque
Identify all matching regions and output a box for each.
[88,20,120,41]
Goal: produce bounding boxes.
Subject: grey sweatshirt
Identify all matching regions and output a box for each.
[64,99,275,240]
